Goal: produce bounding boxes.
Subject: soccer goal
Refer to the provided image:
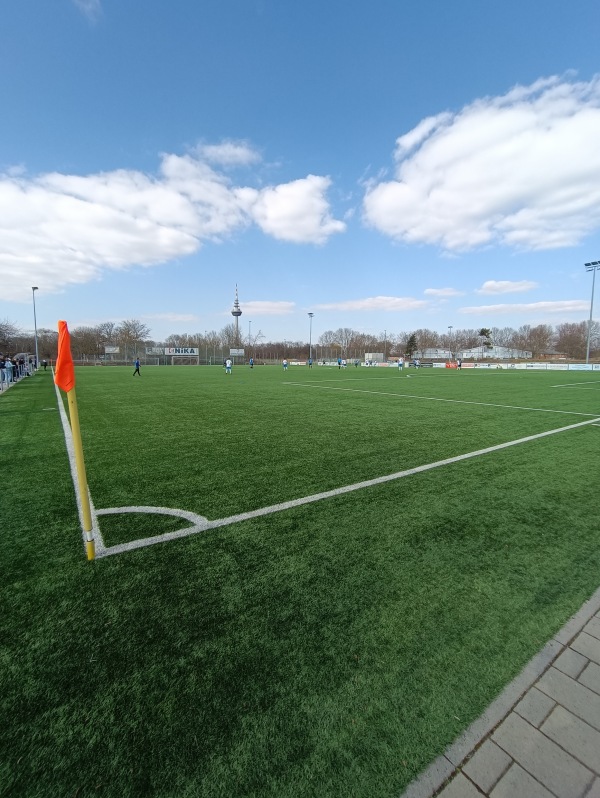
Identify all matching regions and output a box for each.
[171,356,200,366]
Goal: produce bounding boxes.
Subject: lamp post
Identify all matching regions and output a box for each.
[204,330,208,365]
[585,261,600,364]
[32,287,39,370]
[384,329,387,361]
[448,325,453,359]
[308,312,314,360]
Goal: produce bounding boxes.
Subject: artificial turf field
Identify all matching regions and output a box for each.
[2,364,600,797]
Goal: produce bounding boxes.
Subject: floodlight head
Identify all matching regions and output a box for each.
[32,286,38,291]
[585,261,600,269]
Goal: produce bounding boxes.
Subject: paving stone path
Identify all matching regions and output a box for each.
[402,587,600,798]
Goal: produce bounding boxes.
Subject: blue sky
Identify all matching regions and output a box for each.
[2,0,600,344]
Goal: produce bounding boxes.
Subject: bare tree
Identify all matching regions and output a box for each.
[116,320,151,359]
[413,328,440,350]
[491,327,517,347]
[555,322,589,359]
[527,324,554,356]
[219,323,238,349]
[71,326,103,359]
[96,322,117,345]
[0,319,21,352]
[511,325,531,351]
[37,328,58,359]
[332,328,354,353]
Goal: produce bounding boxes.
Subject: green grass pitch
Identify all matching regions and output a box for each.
[2,365,599,797]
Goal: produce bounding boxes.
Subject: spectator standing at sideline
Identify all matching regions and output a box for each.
[133,357,141,376]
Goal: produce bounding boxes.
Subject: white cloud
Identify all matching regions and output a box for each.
[460,300,588,315]
[363,74,600,251]
[242,175,346,244]
[424,287,465,297]
[315,296,428,312]
[72,0,102,22]
[195,140,261,167]
[476,280,539,294]
[0,148,344,302]
[241,301,296,316]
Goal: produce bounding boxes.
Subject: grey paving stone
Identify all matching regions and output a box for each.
[515,686,556,727]
[462,739,512,792]
[491,712,594,798]
[435,773,481,798]
[579,662,600,696]
[541,705,600,773]
[584,616,600,641]
[400,755,455,798]
[490,762,556,798]
[554,647,589,678]
[586,777,600,798]
[571,632,600,667]
[554,594,600,645]
[444,639,562,766]
[537,666,600,732]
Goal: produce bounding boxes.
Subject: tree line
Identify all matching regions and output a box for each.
[1,318,598,361]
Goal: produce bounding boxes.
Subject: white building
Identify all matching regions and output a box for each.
[458,346,532,360]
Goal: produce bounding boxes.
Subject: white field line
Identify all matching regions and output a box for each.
[551,381,600,390]
[284,382,599,417]
[89,418,599,559]
[53,376,599,559]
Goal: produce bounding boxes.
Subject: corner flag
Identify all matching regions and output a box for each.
[55,321,76,393]
[55,320,95,560]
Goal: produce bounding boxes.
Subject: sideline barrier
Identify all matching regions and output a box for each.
[287,361,599,371]
[455,362,600,371]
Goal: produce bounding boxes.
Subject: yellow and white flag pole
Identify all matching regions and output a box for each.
[55,320,95,560]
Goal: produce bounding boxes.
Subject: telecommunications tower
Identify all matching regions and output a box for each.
[231,285,242,347]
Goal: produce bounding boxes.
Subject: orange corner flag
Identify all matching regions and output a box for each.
[55,320,75,393]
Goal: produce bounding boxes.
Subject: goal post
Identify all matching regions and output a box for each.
[171,356,200,366]
[164,347,200,366]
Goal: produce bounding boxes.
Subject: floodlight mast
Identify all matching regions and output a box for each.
[308,312,314,361]
[585,261,600,364]
[32,287,39,370]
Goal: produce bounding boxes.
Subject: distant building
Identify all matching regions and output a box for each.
[458,346,532,360]
[414,348,453,360]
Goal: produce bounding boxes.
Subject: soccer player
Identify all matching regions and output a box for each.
[225,358,232,374]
